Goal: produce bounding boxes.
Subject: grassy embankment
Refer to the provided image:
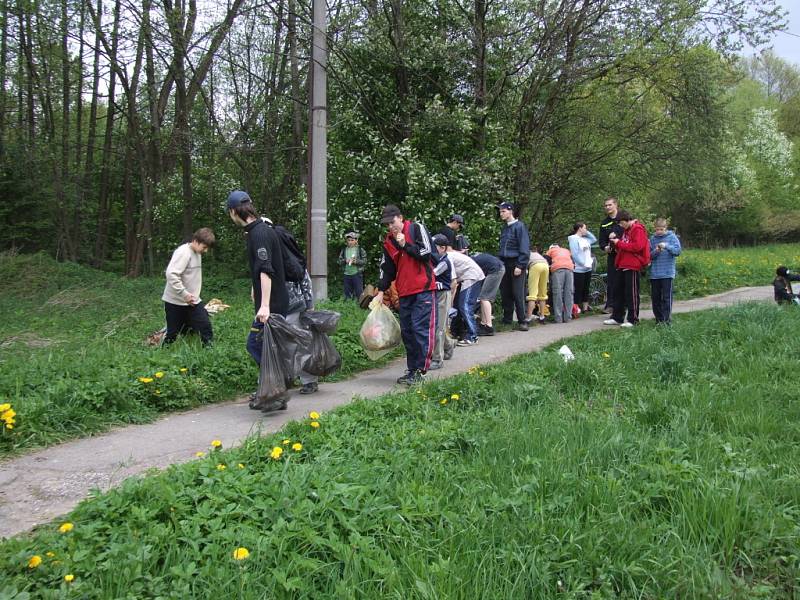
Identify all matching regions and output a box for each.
[0,253,399,456]
[1,301,798,597]
[0,242,795,456]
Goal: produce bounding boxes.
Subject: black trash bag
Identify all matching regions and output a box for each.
[268,314,314,380]
[256,321,289,407]
[303,330,342,377]
[300,310,341,334]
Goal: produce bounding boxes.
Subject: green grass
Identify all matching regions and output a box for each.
[0,253,399,456]
[673,243,798,299]
[2,302,799,598]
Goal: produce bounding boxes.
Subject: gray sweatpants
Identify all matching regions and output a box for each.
[550,269,574,323]
[432,290,455,362]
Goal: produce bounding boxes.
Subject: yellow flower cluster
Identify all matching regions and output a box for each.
[233,547,250,560]
[210,439,222,449]
[270,446,284,460]
[466,367,486,377]
[64,574,75,583]
[58,522,74,534]
[292,443,303,452]
[0,403,16,430]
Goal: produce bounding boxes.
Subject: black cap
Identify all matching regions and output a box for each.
[497,202,514,211]
[432,234,449,247]
[226,190,251,211]
[448,214,465,226]
[457,235,470,250]
[381,204,402,224]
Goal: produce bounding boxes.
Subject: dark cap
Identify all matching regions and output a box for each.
[448,214,465,225]
[226,190,252,211]
[456,235,470,250]
[432,233,449,247]
[497,202,514,211]
[381,204,402,224]
[345,231,359,240]
[777,265,789,277]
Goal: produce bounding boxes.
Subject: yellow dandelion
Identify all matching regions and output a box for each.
[310,421,320,429]
[440,398,448,405]
[451,393,460,400]
[179,368,188,373]
[28,555,42,569]
[270,446,284,460]
[155,372,164,379]
[233,547,250,560]
[138,377,153,384]
[0,403,10,412]
[2,409,16,420]
[309,411,320,419]
[216,464,226,471]
[602,352,611,359]
[237,463,245,469]
[64,574,75,583]
[58,522,74,533]
[292,443,303,452]
[195,451,206,458]
[282,439,291,445]
[210,439,222,449]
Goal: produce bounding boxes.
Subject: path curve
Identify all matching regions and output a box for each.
[0,286,772,539]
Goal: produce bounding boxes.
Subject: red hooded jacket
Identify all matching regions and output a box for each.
[614,221,649,271]
[378,220,437,297]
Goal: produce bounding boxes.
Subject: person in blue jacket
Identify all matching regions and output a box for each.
[648,218,682,324]
[497,201,530,331]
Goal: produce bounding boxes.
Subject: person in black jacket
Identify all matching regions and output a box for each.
[773,266,800,305]
[226,190,290,412]
[598,196,624,313]
[497,202,530,331]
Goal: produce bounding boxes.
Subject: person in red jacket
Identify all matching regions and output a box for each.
[374,204,438,385]
[603,210,649,327]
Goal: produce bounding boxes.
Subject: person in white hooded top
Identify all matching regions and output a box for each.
[568,222,597,314]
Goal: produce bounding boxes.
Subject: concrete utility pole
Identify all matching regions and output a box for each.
[307,0,328,300]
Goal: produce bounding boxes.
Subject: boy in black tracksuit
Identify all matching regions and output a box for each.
[599,197,624,312]
[773,266,800,305]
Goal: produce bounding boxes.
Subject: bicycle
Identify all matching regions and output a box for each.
[588,271,607,309]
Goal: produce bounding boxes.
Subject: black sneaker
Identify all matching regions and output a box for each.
[299,382,319,395]
[248,392,260,410]
[397,370,426,385]
[517,322,529,331]
[477,324,495,336]
[261,392,290,413]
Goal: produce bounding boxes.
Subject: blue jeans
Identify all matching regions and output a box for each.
[650,278,673,324]
[343,273,363,300]
[398,290,436,373]
[456,281,483,342]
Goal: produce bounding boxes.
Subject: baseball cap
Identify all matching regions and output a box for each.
[432,233,449,247]
[345,231,359,240]
[226,190,252,211]
[497,202,514,211]
[448,214,465,225]
[381,204,402,224]
[456,235,470,250]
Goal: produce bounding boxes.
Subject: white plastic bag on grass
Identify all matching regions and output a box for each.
[558,345,575,362]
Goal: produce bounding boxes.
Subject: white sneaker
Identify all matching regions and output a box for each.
[603,319,619,325]
[620,322,634,328]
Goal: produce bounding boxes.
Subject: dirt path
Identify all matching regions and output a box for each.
[0,286,772,539]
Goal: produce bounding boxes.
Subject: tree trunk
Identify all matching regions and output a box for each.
[0,0,8,157]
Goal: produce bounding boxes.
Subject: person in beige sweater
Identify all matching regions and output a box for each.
[161,228,216,346]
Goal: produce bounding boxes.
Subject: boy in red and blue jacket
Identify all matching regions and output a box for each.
[604,210,649,327]
[374,204,438,385]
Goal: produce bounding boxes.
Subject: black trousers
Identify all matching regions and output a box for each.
[650,278,674,324]
[611,269,640,325]
[500,258,527,323]
[605,254,620,309]
[164,301,213,345]
[573,271,592,306]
